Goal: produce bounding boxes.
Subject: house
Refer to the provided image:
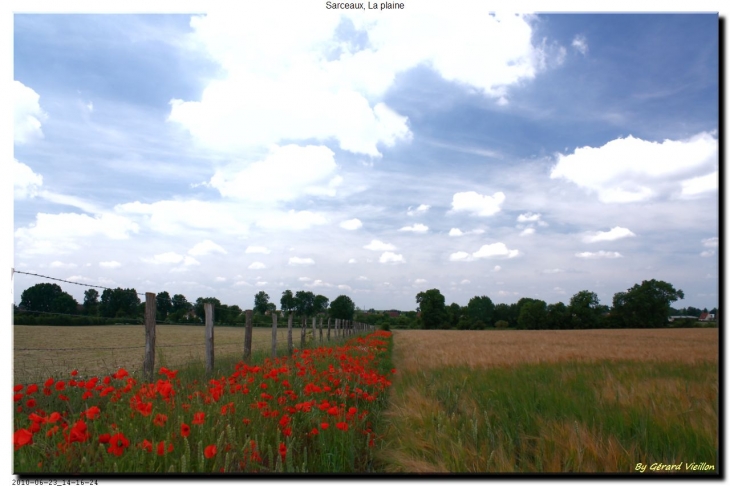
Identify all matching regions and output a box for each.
[699,312,716,322]
[668,316,698,322]
[386,310,401,318]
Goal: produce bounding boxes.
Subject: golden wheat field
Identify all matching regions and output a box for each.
[392,328,719,372]
[13,325,328,384]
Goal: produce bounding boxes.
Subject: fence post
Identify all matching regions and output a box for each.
[319,317,323,343]
[300,316,306,349]
[327,318,331,341]
[287,313,293,355]
[311,317,316,344]
[244,310,253,361]
[143,292,156,382]
[335,318,339,338]
[205,303,214,375]
[271,312,278,359]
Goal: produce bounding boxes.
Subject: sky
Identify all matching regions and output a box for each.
[10,4,721,313]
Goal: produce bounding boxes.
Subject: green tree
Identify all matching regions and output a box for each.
[446,302,461,329]
[53,292,79,315]
[294,291,316,317]
[156,291,173,320]
[313,295,330,315]
[493,303,513,326]
[569,290,602,329]
[546,302,571,329]
[280,290,296,315]
[329,295,355,321]
[517,299,548,330]
[416,288,446,329]
[467,295,495,328]
[20,283,72,313]
[99,288,140,318]
[194,297,222,323]
[612,279,684,328]
[254,291,270,315]
[83,288,99,315]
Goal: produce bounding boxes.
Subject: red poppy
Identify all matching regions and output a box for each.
[204,445,217,459]
[114,368,129,380]
[278,442,287,461]
[13,429,33,450]
[48,412,61,423]
[157,441,173,456]
[242,418,250,425]
[14,384,23,392]
[106,433,130,456]
[13,393,23,402]
[45,426,59,437]
[153,413,168,427]
[336,422,348,431]
[310,427,319,436]
[55,381,66,391]
[327,407,339,416]
[71,369,78,376]
[25,399,36,409]
[82,391,93,401]
[192,412,205,425]
[181,423,190,438]
[320,422,329,430]
[44,378,54,388]
[67,420,90,443]
[83,406,101,420]
[279,415,291,428]
[98,433,111,444]
[26,384,38,395]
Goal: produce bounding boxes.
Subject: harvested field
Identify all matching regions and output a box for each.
[392,328,719,372]
[14,325,330,383]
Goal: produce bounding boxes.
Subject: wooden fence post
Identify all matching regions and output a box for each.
[244,310,253,361]
[143,292,156,382]
[205,303,214,375]
[287,313,293,355]
[271,313,278,359]
[311,317,316,344]
[300,316,306,349]
[319,317,323,343]
[327,318,331,341]
[335,318,339,338]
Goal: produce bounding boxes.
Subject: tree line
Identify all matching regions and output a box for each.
[13,282,358,327]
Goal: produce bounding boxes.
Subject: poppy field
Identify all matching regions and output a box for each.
[13,330,394,474]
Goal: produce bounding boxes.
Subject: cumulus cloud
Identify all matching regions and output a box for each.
[348,258,357,264]
[399,223,428,233]
[364,239,396,251]
[680,171,718,198]
[14,81,47,144]
[702,237,718,248]
[571,35,588,55]
[414,278,427,284]
[449,251,472,262]
[13,159,43,199]
[49,261,77,269]
[449,228,464,237]
[188,239,228,256]
[168,10,550,157]
[208,144,341,202]
[256,210,328,230]
[407,204,430,216]
[519,228,535,236]
[575,251,623,259]
[517,212,541,223]
[340,218,363,230]
[493,265,502,272]
[550,132,718,203]
[289,257,315,266]
[700,250,715,257]
[338,284,352,291]
[99,261,121,269]
[245,246,271,254]
[473,242,520,259]
[356,276,368,281]
[146,252,185,264]
[460,279,471,284]
[248,262,266,270]
[379,252,405,264]
[451,191,505,216]
[255,281,268,286]
[583,226,636,243]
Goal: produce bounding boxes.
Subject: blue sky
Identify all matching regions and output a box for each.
[11,6,720,312]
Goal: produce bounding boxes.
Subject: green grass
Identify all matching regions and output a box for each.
[379,360,718,473]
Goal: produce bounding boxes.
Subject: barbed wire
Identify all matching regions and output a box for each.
[13,269,143,295]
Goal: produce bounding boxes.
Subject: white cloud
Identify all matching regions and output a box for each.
[289,257,315,266]
[519,228,535,236]
[183,256,200,266]
[14,81,47,144]
[449,251,472,262]
[215,277,227,282]
[348,258,357,264]
[680,171,718,198]
[449,228,464,237]
[99,261,121,269]
[542,268,563,274]
[460,279,471,285]
[308,279,332,288]
[399,223,428,233]
[493,265,502,272]
[553,286,567,294]
[86,101,94,112]
[414,278,427,284]
[550,132,718,203]
[700,250,715,257]
[379,252,405,264]
[208,144,341,202]
[702,237,718,248]
[571,35,588,55]
[517,212,541,223]
[407,204,430,216]
[234,280,253,287]
[298,277,312,282]
[49,261,77,269]
[356,276,368,281]
[256,210,328,230]
[340,218,363,230]
[147,252,185,264]
[451,191,505,216]
[364,239,396,251]
[248,262,266,270]
[473,242,520,259]
[338,284,352,291]
[255,281,268,287]
[245,246,271,254]
[583,226,636,243]
[13,159,43,199]
[575,251,623,259]
[15,212,140,255]
[188,239,228,256]
[116,199,248,236]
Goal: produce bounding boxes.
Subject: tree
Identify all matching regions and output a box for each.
[53,292,79,315]
[99,288,141,318]
[280,290,296,315]
[254,291,270,315]
[20,283,75,313]
[194,297,222,323]
[171,294,191,313]
[294,291,316,317]
[569,290,602,329]
[517,300,547,330]
[329,295,355,321]
[156,291,173,320]
[416,289,446,329]
[446,302,461,329]
[467,295,495,328]
[546,302,571,329]
[612,279,684,328]
[83,288,99,315]
[493,303,513,326]
[313,295,330,315]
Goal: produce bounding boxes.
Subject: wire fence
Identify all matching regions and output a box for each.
[13,269,374,385]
